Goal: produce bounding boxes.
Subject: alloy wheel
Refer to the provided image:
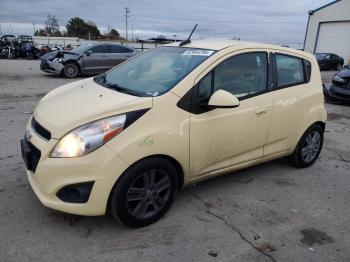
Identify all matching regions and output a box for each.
[301,130,321,163]
[126,169,172,219]
[64,64,77,78]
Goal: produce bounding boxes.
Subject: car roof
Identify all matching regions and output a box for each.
[165,39,312,58]
[80,42,134,50]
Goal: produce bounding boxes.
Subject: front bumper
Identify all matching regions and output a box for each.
[324,84,350,103]
[40,59,64,75]
[22,118,129,216]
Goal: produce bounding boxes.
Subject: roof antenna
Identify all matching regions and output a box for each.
[179,24,198,46]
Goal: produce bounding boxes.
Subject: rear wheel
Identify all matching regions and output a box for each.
[290,124,324,168]
[110,157,178,227]
[63,62,79,78]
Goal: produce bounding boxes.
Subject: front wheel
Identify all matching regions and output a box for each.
[290,124,324,168]
[110,157,179,227]
[63,62,79,78]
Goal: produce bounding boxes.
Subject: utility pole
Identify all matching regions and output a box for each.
[33,20,36,36]
[124,7,130,41]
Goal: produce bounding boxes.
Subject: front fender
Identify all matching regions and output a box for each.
[106,92,191,184]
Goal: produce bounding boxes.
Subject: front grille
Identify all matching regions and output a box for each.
[31,117,51,140]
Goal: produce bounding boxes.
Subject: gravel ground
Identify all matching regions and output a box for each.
[0,60,350,262]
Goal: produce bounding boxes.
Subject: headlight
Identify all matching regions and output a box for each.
[52,57,63,62]
[51,114,126,158]
[333,75,345,83]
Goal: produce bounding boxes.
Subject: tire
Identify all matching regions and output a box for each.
[110,157,179,228]
[63,62,79,78]
[337,63,342,71]
[290,124,324,168]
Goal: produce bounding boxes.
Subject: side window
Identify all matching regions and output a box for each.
[196,52,268,102]
[89,45,109,53]
[276,54,304,88]
[111,45,133,53]
[213,53,268,98]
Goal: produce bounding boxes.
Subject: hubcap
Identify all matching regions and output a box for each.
[301,131,321,163]
[126,169,171,219]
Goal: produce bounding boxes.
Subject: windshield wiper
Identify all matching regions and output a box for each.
[105,82,145,97]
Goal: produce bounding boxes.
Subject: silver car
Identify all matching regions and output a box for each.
[40,43,140,78]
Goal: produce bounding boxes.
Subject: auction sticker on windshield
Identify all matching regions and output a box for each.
[182,49,214,56]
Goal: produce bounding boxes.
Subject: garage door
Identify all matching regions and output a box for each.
[316,21,350,64]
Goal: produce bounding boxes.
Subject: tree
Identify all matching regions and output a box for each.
[110,29,120,38]
[45,14,60,36]
[66,17,100,40]
[34,29,47,36]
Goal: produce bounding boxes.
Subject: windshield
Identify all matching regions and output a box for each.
[4,36,16,42]
[95,46,215,96]
[18,36,32,42]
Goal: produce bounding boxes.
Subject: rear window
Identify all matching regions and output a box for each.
[111,45,133,53]
[275,54,312,88]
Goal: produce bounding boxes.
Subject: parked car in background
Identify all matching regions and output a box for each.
[315,53,344,71]
[17,35,33,44]
[40,43,140,78]
[22,40,326,227]
[0,35,17,59]
[324,68,350,103]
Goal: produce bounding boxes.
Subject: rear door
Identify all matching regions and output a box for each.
[108,45,134,68]
[264,52,312,156]
[82,45,110,74]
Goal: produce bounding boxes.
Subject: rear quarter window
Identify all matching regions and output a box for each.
[275,54,312,88]
[111,45,133,53]
[304,59,312,82]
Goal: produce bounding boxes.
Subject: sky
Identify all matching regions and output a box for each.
[0,0,332,48]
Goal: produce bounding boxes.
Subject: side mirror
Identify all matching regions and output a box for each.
[208,90,240,108]
[85,50,93,56]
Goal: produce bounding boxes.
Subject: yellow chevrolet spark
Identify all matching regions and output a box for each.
[21,40,326,227]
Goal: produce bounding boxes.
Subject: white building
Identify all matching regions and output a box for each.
[304,0,350,64]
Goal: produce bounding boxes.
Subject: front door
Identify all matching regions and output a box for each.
[82,45,110,74]
[189,52,273,177]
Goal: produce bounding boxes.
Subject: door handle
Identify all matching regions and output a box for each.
[255,108,267,116]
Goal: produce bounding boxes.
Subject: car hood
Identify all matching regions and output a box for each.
[337,69,350,79]
[41,50,80,60]
[33,78,153,139]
